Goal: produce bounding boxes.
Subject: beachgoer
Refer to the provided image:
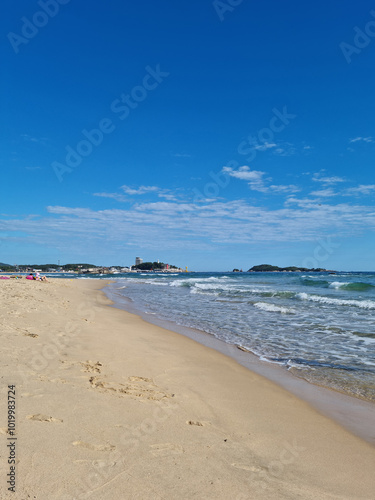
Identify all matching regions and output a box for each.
[36,272,48,282]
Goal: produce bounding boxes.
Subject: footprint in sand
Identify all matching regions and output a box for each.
[88,376,173,401]
[81,360,102,373]
[27,414,63,423]
[231,463,265,473]
[72,441,115,452]
[150,443,184,457]
[73,459,117,468]
[128,376,152,383]
[187,420,208,426]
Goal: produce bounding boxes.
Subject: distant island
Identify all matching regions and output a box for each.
[0,261,184,274]
[248,264,335,273]
[133,261,179,271]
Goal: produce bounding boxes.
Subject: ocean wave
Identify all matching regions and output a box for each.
[300,278,329,287]
[169,277,223,287]
[351,331,375,340]
[340,282,375,291]
[190,288,219,296]
[253,302,295,314]
[296,292,375,309]
[328,281,350,289]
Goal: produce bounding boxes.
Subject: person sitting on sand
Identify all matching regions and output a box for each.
[26,272,47,281]
[36,272,48,282]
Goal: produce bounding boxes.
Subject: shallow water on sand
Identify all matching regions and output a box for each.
[89,271,375,401]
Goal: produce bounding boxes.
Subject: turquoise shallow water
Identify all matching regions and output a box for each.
[76,271,375,401]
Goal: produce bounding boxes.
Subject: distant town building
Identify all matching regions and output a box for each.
[135,257,143,266]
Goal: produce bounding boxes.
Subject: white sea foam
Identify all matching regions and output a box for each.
[297,292,375,309]
[253,302,295,314]
[329,281,349,289]
[194,283,234,291]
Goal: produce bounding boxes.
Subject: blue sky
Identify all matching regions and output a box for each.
[1,0,375,271]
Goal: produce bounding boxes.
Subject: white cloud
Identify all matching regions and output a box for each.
[344,185,375,196]
[222,165,300,194]
[223,165,265,182]
[21,134,49,145]
[1,195,374,259]
[310,188,338,197]
[312,173,345,185]
[157,192,178,201]
[222,165,267,191]
[253,142,277,151]
[172,153,191,158]
[93,192,128,202]
[272,143,297,156]
[121,185,159,195]
[349,137,373,143]
[266,184,300,193]
[21,134,39,143]
[94,186,179,202]
[4,198,372,249]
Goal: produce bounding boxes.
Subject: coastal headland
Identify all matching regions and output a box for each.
[0,278,374,499]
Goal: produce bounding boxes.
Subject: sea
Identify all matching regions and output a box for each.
[76,271,375,402]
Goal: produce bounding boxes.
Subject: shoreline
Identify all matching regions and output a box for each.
[104,281,375,446]
[1,278,374,499]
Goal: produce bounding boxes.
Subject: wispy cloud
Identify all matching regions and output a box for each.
[157,192,178,201]
[312,173,346,185]
[349,137,374,143]
[21,134,48,145]
[21,134,40,143]
[1,198,374,255]
[272,142,297,156]
[310,188,338,197]
[253,142,277,151]
[94,185,179,202]
[222,165,265,182]
[172,153,191,158]
[93,192,128,202]
[222,165,300,194]
[251,141,297,156]
[344,185,375,196]
[121,185,159,195]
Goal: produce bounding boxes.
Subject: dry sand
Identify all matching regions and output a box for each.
[0,278,374,500]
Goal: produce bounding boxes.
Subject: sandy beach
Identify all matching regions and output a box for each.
[1,278,374,500]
